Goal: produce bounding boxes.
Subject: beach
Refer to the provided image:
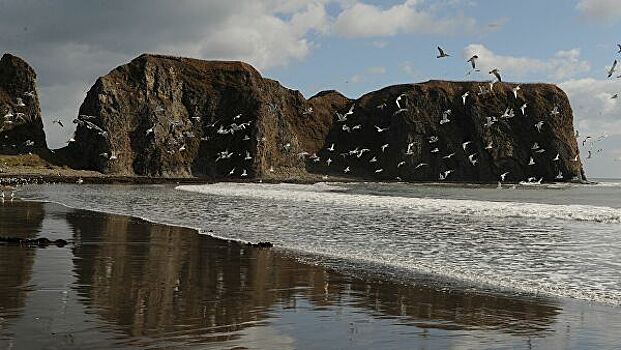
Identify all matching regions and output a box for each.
[1,183,621,349]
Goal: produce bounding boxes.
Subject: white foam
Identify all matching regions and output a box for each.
[178,183,621,224]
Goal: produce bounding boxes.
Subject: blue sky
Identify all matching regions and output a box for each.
[2,0,620,178]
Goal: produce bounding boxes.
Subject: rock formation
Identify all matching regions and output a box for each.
[310,81,584,182]
[62,54,584,182]
[62,54,349,177]
[0,53,47,154]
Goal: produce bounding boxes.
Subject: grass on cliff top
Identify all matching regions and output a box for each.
[0,154,57,168]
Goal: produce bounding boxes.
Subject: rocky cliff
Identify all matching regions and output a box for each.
[0,54,47,154]
[309,81,584,182]
[63,54,583,182]
[62,54,350,177]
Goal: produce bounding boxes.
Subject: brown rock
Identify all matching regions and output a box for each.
[0,53,47,154]
[309,81,585,182]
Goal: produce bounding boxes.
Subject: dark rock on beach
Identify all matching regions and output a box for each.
[0,54,48,154]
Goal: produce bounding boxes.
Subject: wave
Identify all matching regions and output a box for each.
[177,182,621,224]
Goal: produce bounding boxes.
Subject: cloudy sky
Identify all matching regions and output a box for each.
[2,0,621,178]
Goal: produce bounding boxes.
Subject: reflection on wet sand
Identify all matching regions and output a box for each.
[0,200,43,321]
[0,200,609,349]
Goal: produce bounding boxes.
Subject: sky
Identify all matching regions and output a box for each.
[1,0,620,178]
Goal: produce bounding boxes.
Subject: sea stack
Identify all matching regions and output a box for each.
[0,53,47,154]
[63,54,584,182]
[62,54,350,177]
[310,81,585,182]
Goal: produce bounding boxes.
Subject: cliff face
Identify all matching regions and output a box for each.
[0,54,47,154]
[309,81,584,182]
[63,54,583,182]
[62,54,349,177]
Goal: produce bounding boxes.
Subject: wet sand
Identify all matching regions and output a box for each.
[1,200,620,349]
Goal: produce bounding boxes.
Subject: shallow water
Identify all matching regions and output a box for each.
[1,200,621,349]
[15,181,621,306]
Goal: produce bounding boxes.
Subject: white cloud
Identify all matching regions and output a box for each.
[576,0,621,21]
[462,44,591,81]
[333,0,477,37]
[348,65,387,84]
[560,78,621,137]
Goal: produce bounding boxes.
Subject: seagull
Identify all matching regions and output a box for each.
[440,111,451,125]
[67,138,75,144]
[344,166,350,173]
[571,155,579,162]
[352,124,362,130]
[381,143,389,152]
[326,158,332,166]
[535,148,545,153]
[178,145,186,152]
[52,119,64,127]
[233,114,242,120]
[485,141,493,150]
[375,125,389,133]
[146,127,154,136]
[467,55,478,70]
[345,104,355,116]
[500,172,509,181]
[462,141,472,150]
[489,68,502,82]
[442,153,456,159]
[244,151,252,160]
[336,113,348,122]
[16,98,25,107]
[397,161,406,168]
[375,168,384,173]
[608,59,618,78]
[430,147,439,153]
[468,154,478,166]
[553,153,560,161]
[342,125,351,133]
[554,171,563,180]
[376,103,387,110]
[229,168,236,176]
[532,142,540,150]
[395,94,406,109]
[328,143,335,152]
[369,156,377,163]
[393,108,408,116]
[618,44,621,53]
[612,93,619,99]
[535,121,544,132]
[550,106,560,117]
[436,46,450,58]
[528,157,535,165]
[520,103,527,115]
[76,178,83,185]
[512,85,520,99]
[23,91,35,98]
[241,169,248,177]
[462,91,469,105]
[428,136,439,143]
[415,163,428,169]
[501,107,515,119]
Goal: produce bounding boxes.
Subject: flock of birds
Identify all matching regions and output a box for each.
[2,44,618,184]
[293,45,589,184]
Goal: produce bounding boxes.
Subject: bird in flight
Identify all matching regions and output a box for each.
[467,55,479,70]
[489,68,502,82]
[436,46,450,58]
[608,59,618,78]
[52,119,64,127]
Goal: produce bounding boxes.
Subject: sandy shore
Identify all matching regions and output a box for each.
[1,199,620,349]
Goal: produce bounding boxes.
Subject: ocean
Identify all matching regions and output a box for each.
[3,180,620,348]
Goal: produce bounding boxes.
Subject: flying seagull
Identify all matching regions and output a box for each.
[462,141,472,150]
[520,103,527,115]
[436,46,450,58]
[489,68,502,82]
[500,172,509,182]
[617,44,621,54]
[467,55,478,70]
[462,91,469,105]
[608,59,618,78]
[512,85,520,99]
[52,119,64,127]
[375,125,389,133]
[395,94,406,109]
